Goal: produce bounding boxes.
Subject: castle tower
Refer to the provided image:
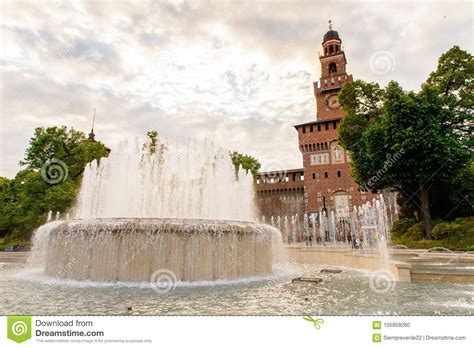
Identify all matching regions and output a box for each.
[314,20,353,121]
[294,21,374,214]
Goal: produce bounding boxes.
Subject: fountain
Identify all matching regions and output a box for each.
[280,194,410,281]
[8,140,473,314]
[29,137,281,282]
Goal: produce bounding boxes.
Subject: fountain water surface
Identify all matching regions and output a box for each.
[30,138,281,282]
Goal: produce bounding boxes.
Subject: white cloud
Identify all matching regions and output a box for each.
[0,0,472,177]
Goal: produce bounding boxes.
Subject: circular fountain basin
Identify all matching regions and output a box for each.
[41,218,275,282]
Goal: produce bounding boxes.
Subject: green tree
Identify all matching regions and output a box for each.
[0,127,109,245]
[21,126,108,178]
[424,45,473,141]
[230,151,261,179]
[0,177,15,238]
[338,46,473,237]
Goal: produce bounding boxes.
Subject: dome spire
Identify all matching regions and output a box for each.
[88,108,96,141]
[323,22,340,42]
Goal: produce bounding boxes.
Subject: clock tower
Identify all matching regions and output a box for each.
[293,21,375,214]
[314,20,353,121]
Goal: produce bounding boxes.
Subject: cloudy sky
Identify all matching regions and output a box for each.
[0,0,472,178]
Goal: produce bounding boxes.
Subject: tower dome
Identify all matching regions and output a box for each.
[323,29,339,41]
[323,20,340,42]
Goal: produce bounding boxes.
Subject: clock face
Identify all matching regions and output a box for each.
[325,94,340,110]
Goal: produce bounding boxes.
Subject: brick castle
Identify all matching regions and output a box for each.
[256,22,376,235]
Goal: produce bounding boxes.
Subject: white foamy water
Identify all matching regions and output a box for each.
[74,138,256,221]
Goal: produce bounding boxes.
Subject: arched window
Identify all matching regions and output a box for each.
[329,45,334,54]
[329,62,337,74]
[324,172,328,179]
[337,171,341,177]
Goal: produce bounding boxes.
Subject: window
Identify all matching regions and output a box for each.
[312,173,316,180]
[302,126,306,134]
[333,121,337,129]
[329,62,337,74]
[337,171,341,177]
[310,125,313,132]
[324,172,328,179]
[325,123,329,130]
[317,124,321,132]
[329,45,334,54]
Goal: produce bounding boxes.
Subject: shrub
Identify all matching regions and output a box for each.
[430,222,466,240]
[390,218,416,238]
[455,217,474,235]
[405,222,425,240]
[390,216,474,251]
